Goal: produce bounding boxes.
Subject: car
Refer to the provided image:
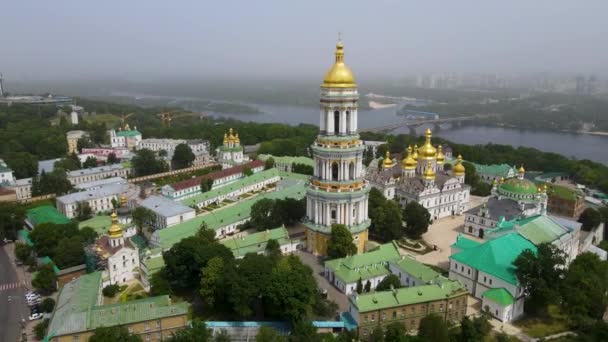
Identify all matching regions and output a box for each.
[27,299,41,307]
[28,313,43,321]
[25,293,40,300]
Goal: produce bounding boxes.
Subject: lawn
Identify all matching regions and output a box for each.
[514,305,569,338]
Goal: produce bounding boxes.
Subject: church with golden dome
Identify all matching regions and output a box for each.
[216,128,247,169]
[304,39,370,256]
[366,128,470,220]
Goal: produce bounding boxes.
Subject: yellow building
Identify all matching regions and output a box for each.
[45,272,189,342]
[66,130,88,154]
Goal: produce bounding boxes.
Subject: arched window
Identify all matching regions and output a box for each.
[349,162,355,180]
[332,162,339,181]
[345,111,351,133]
[317,160,323,178]
[334,111,340,134]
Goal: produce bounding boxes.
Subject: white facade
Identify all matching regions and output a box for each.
[67,164,130,186]
[12,178,32,200]
[0,160,15,186]
[190,173,280,209]
[56,183,137,218]
[397,175,470,221]
[107,245,140,285]
[140,196,196,229]
[109,127,142,149]
[137,138,209,159]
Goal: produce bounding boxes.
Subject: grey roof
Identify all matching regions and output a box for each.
[549,215,582,232]
[74,177,126,190]
[67,163,126,178]
[465,197,522,221]
[141,195,195,218]
[15,177,32,186]
[66,130,88,138]
[56,183,129,204]
[38,158,61,174]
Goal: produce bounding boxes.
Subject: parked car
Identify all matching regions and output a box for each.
[27,298,41,307]
[28,312,43,321]
[25,293,40,301]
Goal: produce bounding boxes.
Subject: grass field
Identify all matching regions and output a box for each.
[514,305,569,338]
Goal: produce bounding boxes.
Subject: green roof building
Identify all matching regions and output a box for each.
[471,163,516,183]
[324,241,401,295]
[45,272,189,342]
[25,205,71,229]
[220,226,299,259]
[257,154,314,173]
[388,255,443,287]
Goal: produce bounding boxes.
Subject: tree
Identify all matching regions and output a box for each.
[32,264,57,295]
[327,224,357,259]
[403,201,431,238]
[158,149,168,157]
[200,177,214,193]
[372,201,404,242]
[132,148,168,176]
[53,235,86,269]
[356,278,363,295]
[418,314,449,342]
[243,166,253,176]
[172,143,195,169]
[363,146,374,167]
[264,157,275,170]
[32,169,73,196]
[40,298,56,313]
[200,257,225,307]
[471,181,491,196]
[4,151,38,178]
[29,222,79,258]
[291,163,313,175]
[562,252,608,323]
[54,154,81,171]
[89,326,142,342]
[107,152,118,164]
[34,319,49,340]
[370,325,385,342]
[132,207,154,234]
[196,223,217,243]
[364,280,371,293]
[265,238,282,260]
[15,242,34,265]
[102,284,121,297]
[462,162,480,187]
[76,136,94,153]
[166,320,211,342]
[150,269,172,296]
[75,201,92,220]
[457,315,490,342]
[83,156,98,168]
[256,326,286,342]
[79,226,98,244]
[376,274,402,291]
[0,202,25,241]
[579,207,602,231]
[249,198,281,231]
[384,322,408,342]
[514,243,566,316]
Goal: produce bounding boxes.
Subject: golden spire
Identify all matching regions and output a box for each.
[124,123,130,131]
[223,133,228,144]
[120,194,127,207]
[321,38,356,88]
[492,178,498,186]
[518,164,525,174]
[436,145,445,165]
[500,176,505,184]
[453,154,466,176]
[412,144,419,160]
[402,146,416,170]
[108,211,123,238]
[234,133,240,144]
[418,128,437,159]
[423,160,436,180]
[383,151,394,169]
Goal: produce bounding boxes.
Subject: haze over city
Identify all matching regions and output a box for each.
[2,0,608,81]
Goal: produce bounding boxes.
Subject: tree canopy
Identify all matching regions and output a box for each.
[327,224,357,259]
[403,201,431,238]
[578,207,602,231]
[89,326,142,342]
[132,148,168,176]
[172,143,195,169]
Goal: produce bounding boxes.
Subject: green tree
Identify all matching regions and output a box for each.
[196,223,217,243]
[107,152,118,164]
[356,277,363,295]
[265,238,282,261]
[29,222,79,258]
[403,201,431,238]
[384,322,408,342]
[327,224,357,259]
[264,157,275,170]
[102,284,121,297]
[376,274,402,291]
[132,207,154,235]
[200,256,225,307]
[166,320,211,342]
[243,166,253,176]
[15,242,34,265]
[291,163,314,175]
[89,326,142,342]
[418,314,449,342]
[150,269,172,296]
[562,252,608,323]
[132,148,168,176]
[53,235,86,268]
[83,156,98,168]
[54,155,81,171]
[471,181,491,196]
[76,136,94,153]
[75,201,92,220]
[462,162,480,188]
[0,202,25,241]
[578,207,602,231]
[40,298,56,313]
[249,198,282,231]
[372,200,404,242]
[79,226,98,244]
[256,326,286,342]
[370,325,385,342]
[364,280,371,293]
[34,319,49,340]
[200,177,214,193]
[172,143,195,169]
[32,264,57,295]
[4,151,38,178]
[514,243,566,316]
[158,149,168,157]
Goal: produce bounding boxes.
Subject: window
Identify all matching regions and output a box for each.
[401,308,406,317]
[371,314,375,321]
[145,334,150,341]
[392,311,396,319]
[364,315,368,322]
[145,322,150,331]
[381,312,386,321]
[73,336,79,342]
[156,320,161,328]
[489,279,493,285]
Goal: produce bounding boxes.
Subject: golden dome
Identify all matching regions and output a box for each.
[108,211,123,238]
[412,144,419,160]
[518,164,525,174]
[321,40,357,88]
[500,177,505,184]
[423,160,435,180]
[223,133,228,144]
[120,194,127,207]
[492,178,498,186]
[436,145,445,165]
[418,129,437,159]
[402,146,416,170]
[383,151,394,169]
[453,154,466,176]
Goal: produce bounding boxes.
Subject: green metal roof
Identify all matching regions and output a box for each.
[449,233,537,285]
[483,288,514,306]
[88,295,188,329]
[515,215,570,245]
[143,255,165,274]
[450,234,482,251]
[180,168,280,207]
[392,256,441,283]
[258,154,314,167]
[545,183,582,201]
[26,205,71,226]
[499,178,538,195]
[220,227,290,258]
[78,215,127,236]
[471,163,515,177]
[116,130,141,137]
[325,241,402,284]
[155,179,306,249]
[352,278,466,313]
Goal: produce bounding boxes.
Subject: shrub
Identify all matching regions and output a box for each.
[40,298,56,313]
[102,284,121,297]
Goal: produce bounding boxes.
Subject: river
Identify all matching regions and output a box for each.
[205,103,608,165]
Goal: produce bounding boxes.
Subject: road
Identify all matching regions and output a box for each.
[0,244,28,342]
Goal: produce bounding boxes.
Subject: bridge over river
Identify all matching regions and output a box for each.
[360,113,501,134]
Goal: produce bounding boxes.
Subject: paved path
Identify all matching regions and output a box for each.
[295,250,349,312]
[0,244,28,342]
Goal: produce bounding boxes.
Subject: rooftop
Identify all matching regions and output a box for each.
[514,215,572,245]
[471,163,515,177]
[26,205,71,226]
[464,197,522,222]
[351,278,466,313]
[168,160,264,192]
[450,233,537,285]
[483,288,514,306]
[391,256,441,283]
[56,183,130,205]
[141,195,195,218]
[67,163,126,178]
[116,130,141,137]
[38,158,60,175]
[499,177,538,195]
[546,183,583,201]
[220,227,290,258]
[257,154,314,167]
[78,215,127,236]
[74,177,126,191]
[325,241,402,284]
[450,234,482,251]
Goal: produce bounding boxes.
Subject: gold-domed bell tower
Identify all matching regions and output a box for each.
[108,211,124,248]
[305,38,370,256]
[401,146,416,178]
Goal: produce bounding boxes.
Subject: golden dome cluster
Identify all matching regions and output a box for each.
[108,211,123,238]
[223,128,240,145]
[322,40,357,88]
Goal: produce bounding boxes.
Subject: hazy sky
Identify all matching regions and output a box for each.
[1,0,607,80]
